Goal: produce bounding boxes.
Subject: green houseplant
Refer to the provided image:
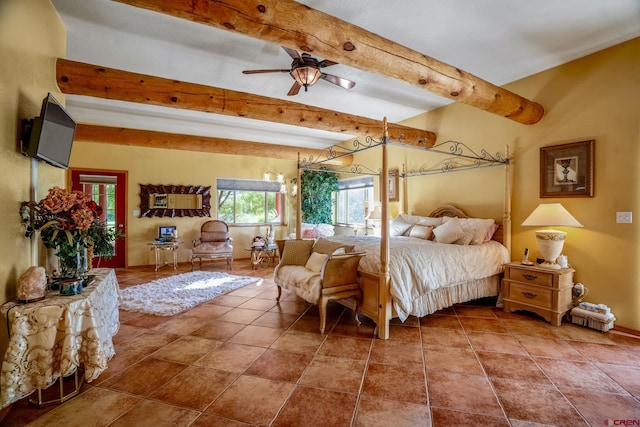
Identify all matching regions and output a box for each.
[300,169,338,224]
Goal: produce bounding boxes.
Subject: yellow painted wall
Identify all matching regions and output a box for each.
[396,37,639,330]
[69,142,298,266]
[0,0,66,351]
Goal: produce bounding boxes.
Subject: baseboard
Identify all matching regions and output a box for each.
[612,324,640,337]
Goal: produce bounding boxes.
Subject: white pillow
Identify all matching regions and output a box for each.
[458,218,495,245]
[408,225,433,240]
[390,216,413,236]
[399,214,443,227]
[433,217,465,244]
[453,228,474,245]
[305,252,328,273]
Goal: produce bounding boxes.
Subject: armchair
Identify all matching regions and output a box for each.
[190,220,233,270]
[274,238,365,334]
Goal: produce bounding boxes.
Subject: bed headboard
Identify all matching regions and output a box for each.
[428,204,504,245]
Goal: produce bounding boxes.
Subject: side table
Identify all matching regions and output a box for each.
[245,244,278,269]
[0,268,120,408]
[150,241,181,271]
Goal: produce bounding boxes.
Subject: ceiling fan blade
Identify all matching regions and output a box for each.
[282,46,301,59]
[321,73,356,90]
[317,59,338,68]
[287,81,302,96]
[243,69,290,74]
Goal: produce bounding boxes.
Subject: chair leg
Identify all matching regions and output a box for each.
[353,295,361,327]
[319,296,329,334]
[276,286,282,302]
[191,257,195,271]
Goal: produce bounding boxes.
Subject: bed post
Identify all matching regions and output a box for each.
[401,163,408,215]
[378,119,392,339]
[296,152,302,240]
[503,145,512,255]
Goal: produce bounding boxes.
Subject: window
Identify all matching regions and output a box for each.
[335,176,374,226]
[217,178,284,224]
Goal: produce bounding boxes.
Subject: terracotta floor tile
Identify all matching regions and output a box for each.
[182,302,233,318]
[99,357,188,396]
[427,370,503,417]
[500,318,560,339]
[355,395,431,427]
[194,342,266,373]
[362,362,427,404]
[317,334,372,360]
[423,345,484,375]
[217,307,265,324]
[209,294,251,307]
[190,413,254,427]
[91,349,147,384]
[330,313,377,338]
[391,315,420,326]
[189,319,246,341]
[467,331,527,355]
[491,378,587,426]
[269,299,310,315]
[111,323,147,346]
[206,375,294,425]
[245,348,313,382]
[298,355,366,394]
[419,314,463,329]
[115,330,180,356]
[594,363,640,397]
[289,315,330,334]
[107,398,200,427]
[227,324,283,347]
[151,335,222,364]
[369,339,423,366]
[568,341,640,366]
[228,285,267,298]
[251,311,301,329]
[149,366,237,410]
[454,305,499,318]
[273,385,358,427]
[562,387,640,426]
[535,357,628,394]
[431,407,509,426]
[516,335,586,360]
[270,330,326,354]
[552,323,617,343]
[477,351,549,382]
[20,387,141,427]
[387,324,422,342]
[421,327,471,348]
[459,317,507,333]
[238,297,278,311]
[121,312,172,329]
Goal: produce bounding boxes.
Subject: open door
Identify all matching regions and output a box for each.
[70,169,126,268]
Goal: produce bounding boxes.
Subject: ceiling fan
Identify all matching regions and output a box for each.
[242,47,356,96]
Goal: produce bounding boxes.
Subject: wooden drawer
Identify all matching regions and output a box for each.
[509,282,552,308]
[507,267,553,287]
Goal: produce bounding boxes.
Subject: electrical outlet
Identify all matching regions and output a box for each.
[616,212,632,223]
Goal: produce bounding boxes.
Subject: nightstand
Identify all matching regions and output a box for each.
[502,262,574,326]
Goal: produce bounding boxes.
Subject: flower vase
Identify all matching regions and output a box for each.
[58,241,89,279]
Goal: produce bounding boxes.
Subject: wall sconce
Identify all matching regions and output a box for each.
[263,171,284,184]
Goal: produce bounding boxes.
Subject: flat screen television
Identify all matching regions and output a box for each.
[24,93,76,169]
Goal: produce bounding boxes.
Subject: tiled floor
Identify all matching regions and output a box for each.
[3,260,640,426]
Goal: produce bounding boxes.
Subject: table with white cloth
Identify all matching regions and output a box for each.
[0,268,120,408]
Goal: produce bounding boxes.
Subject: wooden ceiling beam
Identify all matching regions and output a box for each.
[57,59,436,147]
[74,124,353,165]
[115,0,544,125]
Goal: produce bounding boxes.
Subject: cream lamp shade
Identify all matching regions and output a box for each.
[366,205,382,220]
[521,203,583,269]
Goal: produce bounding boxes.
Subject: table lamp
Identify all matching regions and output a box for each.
[521,203,583,269]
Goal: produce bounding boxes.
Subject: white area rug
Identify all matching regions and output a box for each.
[119,271,261,316]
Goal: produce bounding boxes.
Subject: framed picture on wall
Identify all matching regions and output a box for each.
[540,140,594,198]
[389,168,399,202]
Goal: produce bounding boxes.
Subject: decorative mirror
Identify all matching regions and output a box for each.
[139,184,211,217]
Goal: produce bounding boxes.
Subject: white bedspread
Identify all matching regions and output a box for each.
[325,236,510,320]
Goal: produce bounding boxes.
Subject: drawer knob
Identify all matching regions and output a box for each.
[522,274,537,281]
[522,291,537,298]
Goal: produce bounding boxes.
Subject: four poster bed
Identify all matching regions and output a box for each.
[293,119,512,339]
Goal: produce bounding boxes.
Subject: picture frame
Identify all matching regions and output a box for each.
[388,168,399,202]
[540,140,594,198]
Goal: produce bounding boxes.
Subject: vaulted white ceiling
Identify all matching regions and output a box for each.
[51,0,640,149]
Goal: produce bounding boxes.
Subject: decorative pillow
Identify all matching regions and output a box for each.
[484,223,500,242]
[305,252,328,273]
[458,218,495,245]
[315,223,335,238]
[408,224,433,240]
[399,214,443,227]
[433,217,465,244]
[312,238,354,255]
[332,247,346,255]
[280,239,315,266]
[302,228,318,239]
[453,228,474,245]
[390,216,413,236]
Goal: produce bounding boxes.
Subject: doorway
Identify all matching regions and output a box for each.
[70,169,127,268]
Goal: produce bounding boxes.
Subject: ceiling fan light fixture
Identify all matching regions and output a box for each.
[290,66,321,91]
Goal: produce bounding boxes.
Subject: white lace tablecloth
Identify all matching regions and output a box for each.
[0,268,120,408]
